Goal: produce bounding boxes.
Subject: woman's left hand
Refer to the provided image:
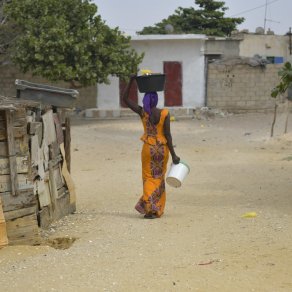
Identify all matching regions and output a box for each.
[172,155,180,164]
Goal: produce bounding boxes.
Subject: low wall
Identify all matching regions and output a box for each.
[207,63,282,112]
[0,64,97,109]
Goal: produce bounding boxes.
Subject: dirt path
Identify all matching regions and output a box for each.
[1,112,292,291]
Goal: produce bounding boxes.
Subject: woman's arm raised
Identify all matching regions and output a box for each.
[122,75,143,117]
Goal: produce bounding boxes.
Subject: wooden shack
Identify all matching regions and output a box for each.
[0,95,76,246]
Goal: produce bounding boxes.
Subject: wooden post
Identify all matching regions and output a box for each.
[5,110,19,196]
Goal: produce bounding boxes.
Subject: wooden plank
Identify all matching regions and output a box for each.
[0,126,27,141]
[38,159,45,179]
[5,110,18,196]
[39,192,72,226]
[28,122,41,135]
[42,110,57,145]
[19,136,29,155]
[48,161,58,210]
[0,137,29,157]
[54,193,71,220]
[37,180,51,208]
[6,213,40,245]
[43,141,49,171]
[0,174,33,193]
[30,166,39,181]
[54,164,64,190]
[49,141,60,160]
[0,98,40,110]
[64,116,71,172]
[30,135,39,167]
[0,109,26,121]
[4,206,36,221]
[0,197,5,223]
[38,206,51,229]
[53,114,64,144]
[13,118,27,128]
[0,188,36,212]
[50,154,62,168]
[0,222,8,247]
[0,118,26,128]
[0,156,29,175]
[60,143,76,205]
[0,120,5,129]
[13,109,26,120]
[29,122,43,147]
[1,197,9,247]
[0,141,10,156]
[58,186,69,199]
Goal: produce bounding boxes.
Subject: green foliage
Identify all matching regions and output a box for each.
[3,0,143,86]
[271,62,292,98]
[0,1,20,59]
[138,0,244,36]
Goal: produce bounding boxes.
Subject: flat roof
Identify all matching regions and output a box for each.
[130,34,206,41]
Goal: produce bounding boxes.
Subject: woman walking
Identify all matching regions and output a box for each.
[123,75,180,219]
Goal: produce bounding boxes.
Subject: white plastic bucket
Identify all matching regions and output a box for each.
[166,161,190,188]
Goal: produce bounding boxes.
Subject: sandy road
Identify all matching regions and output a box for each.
[0,112,292,292]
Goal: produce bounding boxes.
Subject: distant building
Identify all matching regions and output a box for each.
[96,34,206,113]
[206,29,292,63]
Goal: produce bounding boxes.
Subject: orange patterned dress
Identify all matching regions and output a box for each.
[135,109,170,217]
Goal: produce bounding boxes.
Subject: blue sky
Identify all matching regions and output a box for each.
[92,0,291,35]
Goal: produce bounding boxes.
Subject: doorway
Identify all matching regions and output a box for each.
[163,61,182,106]
[119,79,138,108]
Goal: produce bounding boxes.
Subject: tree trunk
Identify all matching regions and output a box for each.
[271,102,278,137]
[284,100,290,134]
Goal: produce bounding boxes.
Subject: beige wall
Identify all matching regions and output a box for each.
[0,64,97,109]
[239,34,291,61]
[207,63,282,112]
[205,39,240,57]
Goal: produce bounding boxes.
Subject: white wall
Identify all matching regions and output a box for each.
[132,39,205,108]
[97,76,120,109]
[97,36,206,109]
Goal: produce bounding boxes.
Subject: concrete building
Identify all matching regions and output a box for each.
[2,31,291,115]
[205,37,241,59]
[205,30,292,112]
[205,30,292,63]
[92,34,206,118]
[238,32,292,62]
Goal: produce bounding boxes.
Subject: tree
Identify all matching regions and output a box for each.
[270,62,292,137]
[138,0,244,37]
[2,0,143,87]
[0,0,21,60]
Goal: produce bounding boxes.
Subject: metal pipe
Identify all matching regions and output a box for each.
[289,27,292,55]
[264,0,268,33]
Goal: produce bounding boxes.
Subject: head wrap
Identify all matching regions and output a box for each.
[142,92,158,115]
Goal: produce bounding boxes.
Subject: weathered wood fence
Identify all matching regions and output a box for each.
[0,97,76,246]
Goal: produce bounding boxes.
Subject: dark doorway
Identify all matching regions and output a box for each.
[163,61,182,106]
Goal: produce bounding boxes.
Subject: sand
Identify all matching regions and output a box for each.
[0,112,292,291]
